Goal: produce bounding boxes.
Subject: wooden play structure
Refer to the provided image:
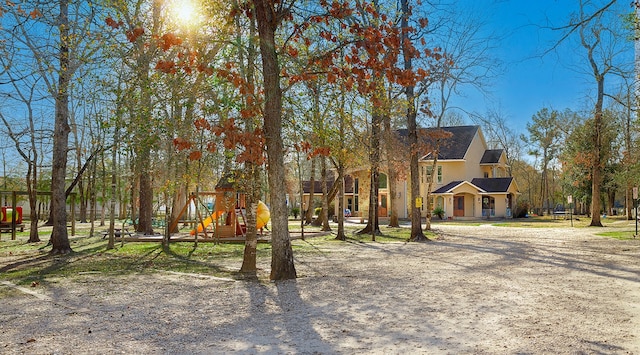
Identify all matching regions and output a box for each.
[168,175,270,240]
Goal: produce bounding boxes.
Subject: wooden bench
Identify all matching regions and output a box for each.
[0,223,24,232]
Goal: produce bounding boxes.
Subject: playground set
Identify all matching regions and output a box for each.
[167,174,270,241]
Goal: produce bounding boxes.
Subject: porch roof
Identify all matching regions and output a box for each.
[471,177,514,193]
[432,180,486,194]
[432,177,515,195]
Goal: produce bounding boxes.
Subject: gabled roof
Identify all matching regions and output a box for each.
[470,177,514,193]
[396,125,480,160]
[480,149,504,164]
[432,180,486,194]
[216,172,238,191]
[432,177,515,195]
[302,175,354,194]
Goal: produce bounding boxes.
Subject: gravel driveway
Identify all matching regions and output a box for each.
[1,224,639,354]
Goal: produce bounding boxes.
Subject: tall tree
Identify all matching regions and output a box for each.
[523,108,562,215]
[401,0,426,241]
[49,0,73,253]
[252,0,297,280]
[551,0,631,226]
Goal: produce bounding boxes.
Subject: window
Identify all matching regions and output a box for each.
[426,166,433,183]
[354,178,359,194]
[354,196,359,212]
[484,172,489,178]
[379,173,387,189]
[437,166,442,184]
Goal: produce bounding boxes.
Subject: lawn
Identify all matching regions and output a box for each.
[1,215,634,288]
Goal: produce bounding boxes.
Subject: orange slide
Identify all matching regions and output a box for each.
[190,201,270,236]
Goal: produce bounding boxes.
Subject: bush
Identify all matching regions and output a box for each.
[514,201,529,218]
[291,207,300,219]
[433,206,445,219]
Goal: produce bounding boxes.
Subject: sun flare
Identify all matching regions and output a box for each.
[169,0,199,28]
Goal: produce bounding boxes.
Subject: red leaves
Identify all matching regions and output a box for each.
[194,118,211,130]
[29,9,42,19]
[126,27,144,42]
[173,137,192,151]
[105,16,122,29]
[155,60,176,74]
[188,151,202,161]
[294,141,330,160]
[160,33,183,51]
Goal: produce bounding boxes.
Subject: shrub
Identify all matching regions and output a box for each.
[291,207,300,219]
[433,206,445,219]
[514,201,529,218]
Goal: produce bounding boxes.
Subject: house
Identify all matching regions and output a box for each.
[300,125,519,220]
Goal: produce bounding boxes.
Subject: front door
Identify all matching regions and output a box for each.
[454,196,464,217]
[378,193,388,217]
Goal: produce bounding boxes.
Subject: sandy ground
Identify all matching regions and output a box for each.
[0,224,639,354]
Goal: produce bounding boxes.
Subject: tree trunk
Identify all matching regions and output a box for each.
[50,0,72,254]
[253,0,296,281]
[357,108,381,239]
[589,78,604,227]
[335,164,346,241]
[137,146,154,234]
[320,155,331,231]
[241,163,261,275]
[240,15,260,275]
[304,157,315,224]
[385,112,399,227]
[402,0,426,241]
[27,164,40,243]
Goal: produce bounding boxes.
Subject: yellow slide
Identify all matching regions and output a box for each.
[190,210,222,235]
[256,201,270,230]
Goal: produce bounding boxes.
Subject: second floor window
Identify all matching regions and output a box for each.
[379,173,388,189]
[426,165,443,184]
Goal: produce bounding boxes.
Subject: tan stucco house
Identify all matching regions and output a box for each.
[302,125,519,220]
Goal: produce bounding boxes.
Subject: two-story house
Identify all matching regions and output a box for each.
[301,125,519,220]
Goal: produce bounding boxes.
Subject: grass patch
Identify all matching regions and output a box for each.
[595,231,639,240]
[0,220,427,288]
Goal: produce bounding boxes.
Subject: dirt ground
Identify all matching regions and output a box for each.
[1,224,639,354]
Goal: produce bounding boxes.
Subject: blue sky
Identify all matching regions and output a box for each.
[450,0,634,135]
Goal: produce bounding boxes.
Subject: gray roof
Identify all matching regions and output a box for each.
[303,175,354,194]
[432,177,514,194]
[432,181,464,194]
[480,149,504,164]
[470,177,514,193]
[396,125,479,160]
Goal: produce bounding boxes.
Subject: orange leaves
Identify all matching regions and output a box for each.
[188,151,202,161]
[160,33,183,51]
[105,16,122,29]
[173,137,192,151]
[194,118,211,130]
[286,46,299,58]
[294,141,330,160]
[155,60,176,74]
[29,9,41,19]
[126,27,144,42]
